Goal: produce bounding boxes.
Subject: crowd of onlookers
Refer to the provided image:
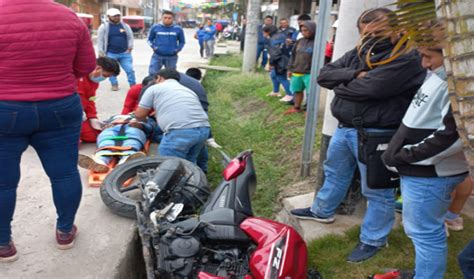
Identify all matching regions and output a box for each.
[285,7,473,279]
[242,14,335,115]
[0,1,473,278]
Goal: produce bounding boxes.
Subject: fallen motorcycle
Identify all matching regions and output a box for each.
[135,150,309,278]
[100,156,210,219]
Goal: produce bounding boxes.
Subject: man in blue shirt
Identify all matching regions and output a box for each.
[147,10,185,74]
[97,8,136,91]
[203,19,216,59]
[257,15,273,69]
[194,24,206,58]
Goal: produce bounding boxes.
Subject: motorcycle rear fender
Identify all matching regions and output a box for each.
[201,152,256,217]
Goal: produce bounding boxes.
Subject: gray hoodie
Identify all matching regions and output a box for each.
[287,21,316,74]
[97,21,134,56]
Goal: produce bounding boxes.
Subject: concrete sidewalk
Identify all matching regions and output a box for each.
[2,29,233,279]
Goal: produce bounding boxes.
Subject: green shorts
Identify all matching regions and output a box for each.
[290,74,311,93]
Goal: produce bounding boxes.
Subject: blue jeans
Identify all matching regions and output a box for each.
[459,240,474,279]
[106,51,136,87]
[96,125,146,164]
[149,54,178,75]
[257,44,268,68]
[0,94,83,245]
[159,127,210,164]
[270,68,292,96]
[311,126,396,247]
[401,174,466,279]
[196,146,209,173]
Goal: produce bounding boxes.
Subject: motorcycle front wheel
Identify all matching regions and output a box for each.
[100,156,208,219]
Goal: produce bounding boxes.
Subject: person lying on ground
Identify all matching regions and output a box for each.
[78,114,156,173]
[78,57,120,142]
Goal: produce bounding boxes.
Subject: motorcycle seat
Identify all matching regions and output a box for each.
[200,208,250,243]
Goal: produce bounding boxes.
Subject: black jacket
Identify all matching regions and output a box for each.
[317,47,426,128]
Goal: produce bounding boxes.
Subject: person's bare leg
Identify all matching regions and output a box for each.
[449,177,473,214]
[284,92,304,114]
[446,177,473,231]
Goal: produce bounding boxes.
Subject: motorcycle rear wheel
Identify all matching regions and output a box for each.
[100,156,208,219]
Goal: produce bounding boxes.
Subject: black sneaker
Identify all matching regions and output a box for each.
[290,207,335,223]
[347,242,383,263]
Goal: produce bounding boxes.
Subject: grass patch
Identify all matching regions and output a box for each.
[308,216,474,278]
[203,53,319,218]
[203,53,472,277]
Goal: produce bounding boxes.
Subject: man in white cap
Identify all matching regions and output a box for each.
[97,8,136,91]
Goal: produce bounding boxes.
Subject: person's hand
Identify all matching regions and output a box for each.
[357,71,368,79]
[286,38,293,45]
[89,118,104,130]
[128,119,144,129]
[206,138,222,149]
[287,72,292,79]
[127,48,132,53]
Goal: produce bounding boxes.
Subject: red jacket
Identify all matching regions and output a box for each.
[122,84,144,114]
[0,0,96,101]
[77,76,99,119]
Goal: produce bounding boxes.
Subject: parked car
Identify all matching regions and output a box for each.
[122,15,153,39]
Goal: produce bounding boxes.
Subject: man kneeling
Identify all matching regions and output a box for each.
[78,114,155,173]
[135,69,210,164]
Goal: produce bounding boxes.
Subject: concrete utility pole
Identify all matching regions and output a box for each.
[242,0,262,72]
[314,0,395,187]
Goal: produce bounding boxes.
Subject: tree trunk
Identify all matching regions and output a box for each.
[436,0,474,180]
[242,0,261,72]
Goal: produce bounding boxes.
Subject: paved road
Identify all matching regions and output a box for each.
[3,28,207,279]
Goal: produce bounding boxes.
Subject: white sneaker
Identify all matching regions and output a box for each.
[78,154,109,173]
[446,216,464,231]
[266,92,281,97]
[280,95,293,102]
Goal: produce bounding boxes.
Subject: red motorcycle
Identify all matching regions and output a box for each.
[129,150,309,278]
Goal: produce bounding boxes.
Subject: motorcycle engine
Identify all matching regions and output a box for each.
[157,228,251,278]
[157,234,201,278]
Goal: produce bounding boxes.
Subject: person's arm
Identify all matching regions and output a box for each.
[286,41,298,74]
[333,53,424,100]
[73,23,96,78]
[122,85,141,114]
[177,27,185,52]
[210,25,216,37]
[384,104,462,167]
[147,25,156,50]
[135,107,151,122]
[125,23,134,51]
[316,49,359,89]
[135,87,155,121]
[96,24,106,57]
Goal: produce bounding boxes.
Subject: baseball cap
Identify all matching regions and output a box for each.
[106,8,121,17]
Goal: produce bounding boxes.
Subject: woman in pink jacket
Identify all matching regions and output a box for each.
[0,0,96,262]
